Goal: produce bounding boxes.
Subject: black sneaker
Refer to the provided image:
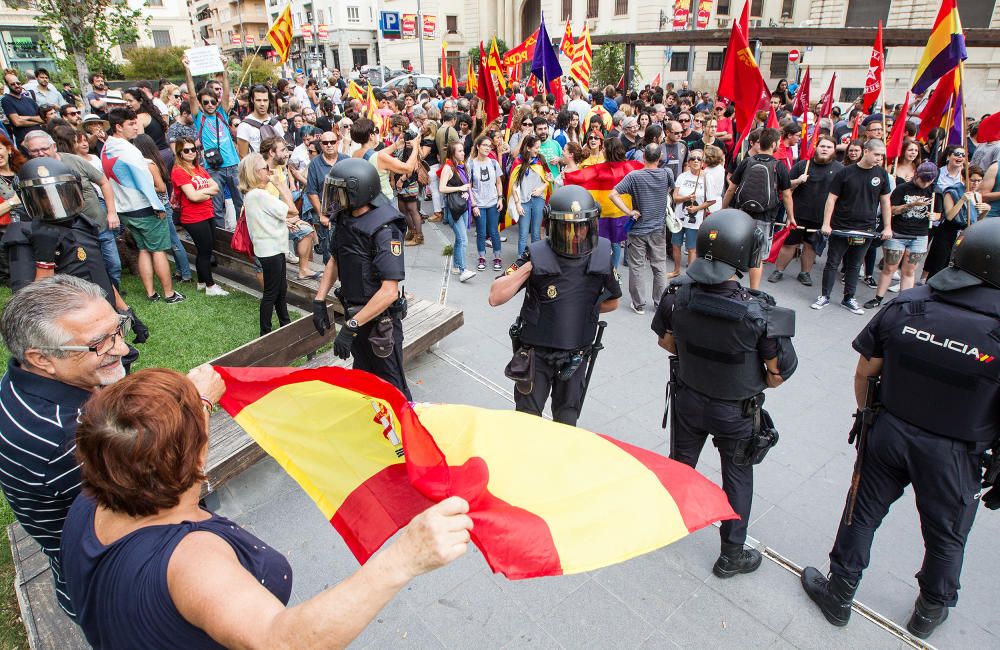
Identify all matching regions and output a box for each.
[477,257,486,271]
[768,269,783,283]
[712,546,762,578]
[146,292,161,302]
[493,259,503,271]
[797,272,813,286]
[863,295,884,310]
[163,291,186,304]
[906,595,949,639]
[863,275,877,289]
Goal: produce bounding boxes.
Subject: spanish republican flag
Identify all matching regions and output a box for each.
[266,4,294,63]
[563,160,642,244]
[216,366,736,578]
[911,0,967,95]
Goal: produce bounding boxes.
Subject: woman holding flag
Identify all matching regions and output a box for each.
[509,135,553,257]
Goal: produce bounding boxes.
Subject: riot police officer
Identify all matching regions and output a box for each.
[488,185,622,426]
[3,158,148,345]
[652,209,797,578]
[801,218,1000,640]
[312,158,411,399]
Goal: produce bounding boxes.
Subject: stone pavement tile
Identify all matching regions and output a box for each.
[414,569,538,648]
[747,506,838,576]
[354,597,446,648]
[658,583,779,648]
[213,456,302,520]
[637,630,682,648]
[700,559,802,634]
[535,579,655,649]
[659,531,724,582]
[777,607,910,650]
[591,549,706,627]
[588,411,670,454]
[398,545,492,607]
[766,636,799,649]
[498,621,566,649]
[488,570,591,622]
[752,462,809,510]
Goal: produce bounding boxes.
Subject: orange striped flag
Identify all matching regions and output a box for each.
[266,4,293,63]
[217,366,737,578]
[570,24,592,91]
[488,37,507,93]
[466,59,477,94]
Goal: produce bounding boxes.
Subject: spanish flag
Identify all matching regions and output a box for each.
[266,4,294,63]
[216,366,736,578]
[911,0,967,95]
[563,160,642,244]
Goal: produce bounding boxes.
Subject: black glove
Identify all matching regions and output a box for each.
[30,223,62,265]
[333,320,358,359]
[847,410,863,446]
[983,486,1000,510]
[124,308,149,344]
[312,300,331,335]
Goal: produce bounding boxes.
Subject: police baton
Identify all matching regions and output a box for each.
[579,321,607,411]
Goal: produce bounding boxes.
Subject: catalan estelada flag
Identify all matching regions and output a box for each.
[266,4,294,63]
[912,0,967,95]
[563,160,643,244]
[347,79,365,101]
[216,366,736,578]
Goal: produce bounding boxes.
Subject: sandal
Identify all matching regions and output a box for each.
[297,271,323,280]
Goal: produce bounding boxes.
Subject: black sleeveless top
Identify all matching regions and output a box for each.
[143,111,169,150]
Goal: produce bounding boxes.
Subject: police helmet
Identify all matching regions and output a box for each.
[320,158,389,217]
[928,218,1000,291]
[545,185,600,257]
[686,209,765,284]
[15,157,84,224]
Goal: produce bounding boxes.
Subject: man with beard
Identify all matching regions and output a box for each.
[533,116,563,177]
[769,136,843,286]
[260,136,318,279]
[86,73,111,120]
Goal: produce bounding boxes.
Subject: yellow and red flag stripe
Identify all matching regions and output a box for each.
[560,20,576,60]
[564,160,642,243]
[488,37,507,93]
[217,366,736,578]
[570,24,592,91]
[266,4,294,63]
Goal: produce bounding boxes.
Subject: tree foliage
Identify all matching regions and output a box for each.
[590,41,641,91]
[122,47,186,80]
[231,56,281,87]
[467,39,508,66]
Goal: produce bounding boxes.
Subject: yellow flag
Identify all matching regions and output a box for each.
[266,4,294,63]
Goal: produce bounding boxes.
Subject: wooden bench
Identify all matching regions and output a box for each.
[9,295,462,649]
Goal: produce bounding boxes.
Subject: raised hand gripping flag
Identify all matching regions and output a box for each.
[912,0,967,95]
[266,4,294,63]
[216,366,736,578]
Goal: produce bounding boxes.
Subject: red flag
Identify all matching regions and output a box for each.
[885,92,910,159]
[550,77,565,108]
[862,21,884,112]
[792,67,810,117]
[560,19,575,59]
[766,106,779,129]
[917,68,958,142]
[449,66,458,99]
[476,42,501,123]
[739,0,749,36]
[802,73,837,160]
[977,112,1000,143]
[850,116,861,142]
[651,72,661,87]
[717,1,767,150]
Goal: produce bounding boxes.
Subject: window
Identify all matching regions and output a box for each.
[962,0,995,27]
[347,6,360,23]
[446,15,458,33]
[670,51,689,72]
[148,0,162,6]
[844,0,890,27]
[706,51,725,71]
[839,87,862,103]
[352,47,368,66]
[401,59,411,70]
[329,7,334,23]
[152,29,172,47]
[446,50,461,74]
[769,52,788,77]
[587,0,599,19]
[751,0,763,15]
[780,0,794,19]
[716,0,730,14]
[562,0,572,21]
[615,0,628,15]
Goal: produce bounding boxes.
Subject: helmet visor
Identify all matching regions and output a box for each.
[18,175,84,222]
[320,176,349,219]
[549,219,598,257]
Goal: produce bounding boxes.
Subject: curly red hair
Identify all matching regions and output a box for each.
[0,133,26,172]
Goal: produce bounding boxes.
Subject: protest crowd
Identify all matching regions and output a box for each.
[0,0,998,645]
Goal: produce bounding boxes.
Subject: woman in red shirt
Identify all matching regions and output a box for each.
[171,137,228,296]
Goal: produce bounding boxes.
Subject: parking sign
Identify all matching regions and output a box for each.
[381,11,401,38]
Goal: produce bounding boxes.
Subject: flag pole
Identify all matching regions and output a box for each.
[237,43,266,91]
[960,61,970,188]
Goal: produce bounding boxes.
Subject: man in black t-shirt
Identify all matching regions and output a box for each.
[864,161,939,309]
[769,135,843,286]
[812,138,892,315]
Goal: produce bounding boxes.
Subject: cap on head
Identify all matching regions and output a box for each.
[915,162,938,182]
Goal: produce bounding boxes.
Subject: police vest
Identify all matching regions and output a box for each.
[333,204,406,305]
[671,279,796,401]
[878,285,1000,444]
[518,238,612,350]
[3,217,115,304]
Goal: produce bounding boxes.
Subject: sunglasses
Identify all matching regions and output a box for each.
[952,151,966,157]
[588,136,602,141]
[522,122,532,126]
[180,147,197,154]
[66,110,80,116]
[320,139,338,145]
[202,99,218,106]
[689,157,704,161]
[680,118,690,122]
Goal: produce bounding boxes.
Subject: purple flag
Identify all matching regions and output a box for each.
[530,13,563,90]
[948,79,964,146]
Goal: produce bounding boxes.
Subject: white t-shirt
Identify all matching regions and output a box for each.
[289,143,311,174]
[293,84,311,107]
[236,116,286,154]
[674,171,709,231]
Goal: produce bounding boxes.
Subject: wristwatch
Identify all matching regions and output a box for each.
[347,318,360,329]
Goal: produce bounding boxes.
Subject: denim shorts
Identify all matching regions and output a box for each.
[883,235,928,254]
[672,228,698,249]
[289,222,314,243]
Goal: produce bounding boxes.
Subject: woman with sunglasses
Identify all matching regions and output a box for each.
[670,152,714,277]
[172,137,226,296]
[507,107,535,162]
[580,131,606,168]
[922,164,989,284]
[936,145,967,192]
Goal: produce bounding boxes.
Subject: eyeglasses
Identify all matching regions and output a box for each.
[26,146,52,156]
[202,98,217,106]
[588,136,602,142]
[66,110,80,116]
[522,121,532,126]
[679,118,690,123]
[43,315,131,356]
[172,94,180,98]
[689,157,704,162]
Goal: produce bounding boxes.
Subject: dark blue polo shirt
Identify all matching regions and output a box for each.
[0,92,40,146]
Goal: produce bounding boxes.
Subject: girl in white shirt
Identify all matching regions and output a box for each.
[670,152,716,275]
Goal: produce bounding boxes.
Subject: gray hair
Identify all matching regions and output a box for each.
[612,111,625,126]
[643,143,662,164]
[411,106,426,118]
[1,275,107,363]
[22,130,54,145]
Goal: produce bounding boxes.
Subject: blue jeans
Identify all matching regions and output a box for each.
[474,205,501,256]
[164,211,192,279]
[446,207,469,271]
[517,196,545,256]
[611,241,623,268]
[97,228,122,287]
[209,164,242,228]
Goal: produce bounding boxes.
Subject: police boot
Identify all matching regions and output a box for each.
[125,308,150,344]
[800,567,858,627]
[906,595,949,639]
[712,543,762,579]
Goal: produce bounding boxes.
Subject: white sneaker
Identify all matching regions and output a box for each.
[892,271,901,280]
[459,270,477,282]
[205,284,229,297]
[286,252,299,264]
[450,267,460,275]
[888,283,901,293]
[811,295,830,310]
[197,282,206,291]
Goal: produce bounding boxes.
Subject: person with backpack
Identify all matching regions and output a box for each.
[722,127,794,289]
[236,85,285,158]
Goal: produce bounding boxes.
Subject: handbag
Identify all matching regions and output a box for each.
[231,207,255,258]
[665,207,683,233]
[445,165,468,215]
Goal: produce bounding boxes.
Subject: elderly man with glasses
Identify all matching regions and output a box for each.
[0,276,224,620]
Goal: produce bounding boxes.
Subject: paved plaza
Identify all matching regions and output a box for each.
[213,221,998,649]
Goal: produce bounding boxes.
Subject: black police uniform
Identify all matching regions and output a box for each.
[510,237,622,426]
[652,277,795,549]
[332,203,411,399]
[827,283,1000,607]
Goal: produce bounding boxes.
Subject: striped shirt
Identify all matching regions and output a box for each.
[0,361,90,618]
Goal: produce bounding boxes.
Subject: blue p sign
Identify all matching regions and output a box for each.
[381,11,401,36]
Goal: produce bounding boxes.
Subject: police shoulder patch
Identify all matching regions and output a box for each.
[546,284,558,298]
[76,247,86,261]
[390,240,402,256]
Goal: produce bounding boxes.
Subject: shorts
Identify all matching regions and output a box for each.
[883,235,928,254]
[753,218,775,249]
[672,228,698,248]
[125,214,171,252]
[289,222,315,244]
[784,226,823,248]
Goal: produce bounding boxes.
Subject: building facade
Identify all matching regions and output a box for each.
[192,0,272,58]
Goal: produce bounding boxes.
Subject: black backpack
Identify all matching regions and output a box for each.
[734,156,781,214]
[242,116,282,143]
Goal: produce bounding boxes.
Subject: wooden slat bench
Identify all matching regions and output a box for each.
[9,294,462,649]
